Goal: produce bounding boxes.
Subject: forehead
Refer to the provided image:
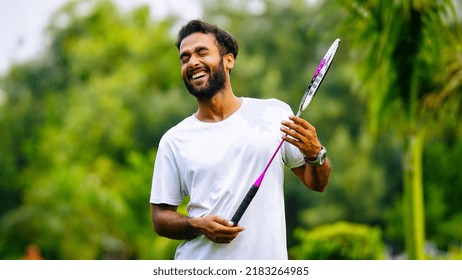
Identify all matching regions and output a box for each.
[179,33,219,53]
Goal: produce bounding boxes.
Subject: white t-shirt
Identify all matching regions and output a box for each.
[150,97,305,259]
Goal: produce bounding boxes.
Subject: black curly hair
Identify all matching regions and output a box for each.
[175,20,239,60]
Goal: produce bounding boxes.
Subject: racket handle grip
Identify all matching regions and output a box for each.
[230,186,259,226]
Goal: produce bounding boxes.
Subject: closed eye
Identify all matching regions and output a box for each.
[198,49,209,56]
[180,53,190,64]
[179,47,210,64]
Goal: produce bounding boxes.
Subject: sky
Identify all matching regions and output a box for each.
[0,0,202,75]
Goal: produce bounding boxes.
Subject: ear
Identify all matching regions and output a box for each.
[223,53,235,71]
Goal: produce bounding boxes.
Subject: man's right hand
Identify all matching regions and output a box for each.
[151,204,244,243]
[188,215,245,243]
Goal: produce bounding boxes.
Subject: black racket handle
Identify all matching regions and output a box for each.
[231,186,259,226]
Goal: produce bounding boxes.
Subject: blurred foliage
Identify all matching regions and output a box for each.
[335,0,462,259]
[0,0,461,259]
[290,221,385,260]
[0,0,191,259]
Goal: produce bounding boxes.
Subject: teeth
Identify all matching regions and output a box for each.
[192,71,206,79]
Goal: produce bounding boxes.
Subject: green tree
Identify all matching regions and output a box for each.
[337,0,462,259]
[3,0,459,260]
[290,221,386,260]
[0,0,192,259]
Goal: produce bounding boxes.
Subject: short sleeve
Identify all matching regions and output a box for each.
[150,135,185,206]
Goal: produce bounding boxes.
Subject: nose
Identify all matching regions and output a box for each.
[188,54,201,68]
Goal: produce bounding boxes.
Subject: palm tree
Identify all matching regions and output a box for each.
[337,0,461,259]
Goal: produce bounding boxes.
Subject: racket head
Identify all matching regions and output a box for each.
[298,38,341,114]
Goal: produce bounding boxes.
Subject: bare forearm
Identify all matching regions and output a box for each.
[292,157,331,192]
[151,204,199,240]
[304,157,331,192]
[151,203,245,243]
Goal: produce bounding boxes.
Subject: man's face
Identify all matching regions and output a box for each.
[179,33,227,100]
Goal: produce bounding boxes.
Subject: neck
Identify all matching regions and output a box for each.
[195,88,242,122]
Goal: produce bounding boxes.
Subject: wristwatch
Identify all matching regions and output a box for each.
[304,146,327,166]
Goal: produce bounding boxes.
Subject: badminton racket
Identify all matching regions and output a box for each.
[230,38,341,226]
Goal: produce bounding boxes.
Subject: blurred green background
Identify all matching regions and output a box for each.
[0,0,461,260]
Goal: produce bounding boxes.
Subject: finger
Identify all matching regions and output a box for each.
[281,119,299,131]
[281,122,308,139]
[281,125,305,141]
[283,129,320,152]
[289,115,312,130]
[281,134,303,152]
[228,225,245,233]
[210,215,234,227]
[281,126,308,150]
[219,224,245,235]
[284,116,320,140]
[284,118,314,137]
[210,227,244,244]
[211,216,245,233]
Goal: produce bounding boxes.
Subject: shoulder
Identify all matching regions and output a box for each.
[242,97,292,112]
[243,97,288,106]
[158,115,197,146]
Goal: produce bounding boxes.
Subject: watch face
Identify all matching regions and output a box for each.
[305,146,327,166]
[319,152,326,165]
[318,146,327,165]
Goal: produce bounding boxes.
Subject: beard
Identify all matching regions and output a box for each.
[183,60,226,100]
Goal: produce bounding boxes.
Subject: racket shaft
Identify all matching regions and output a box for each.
[231,185,259,226]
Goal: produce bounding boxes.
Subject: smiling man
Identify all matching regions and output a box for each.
[150,20,331,260]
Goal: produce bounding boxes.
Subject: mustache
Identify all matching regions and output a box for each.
[187,66,209,77]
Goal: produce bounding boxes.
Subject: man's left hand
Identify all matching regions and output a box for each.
[281,115,322,159]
